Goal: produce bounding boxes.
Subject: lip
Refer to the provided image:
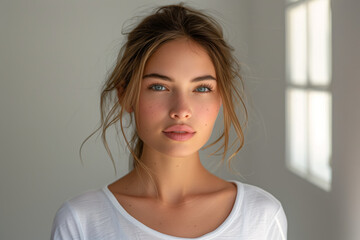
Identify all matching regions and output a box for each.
[162,124,196,141]
[163,124,195,133]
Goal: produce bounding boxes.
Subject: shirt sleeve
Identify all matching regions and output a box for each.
[266,205,288,240]
[51,201,84,240]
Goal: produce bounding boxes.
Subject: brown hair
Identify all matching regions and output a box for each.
[80,3,247,174]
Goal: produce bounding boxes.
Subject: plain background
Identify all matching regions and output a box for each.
[1,0,359,239]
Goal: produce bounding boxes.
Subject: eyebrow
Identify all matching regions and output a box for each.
[142,73,216,82]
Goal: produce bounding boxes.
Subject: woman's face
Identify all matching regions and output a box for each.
[136,38,222,158]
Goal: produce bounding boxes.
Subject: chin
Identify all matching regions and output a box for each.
[141,134,212,159]
[158,146,200,159]
[141,141,201,159]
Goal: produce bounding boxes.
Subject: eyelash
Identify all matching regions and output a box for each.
[195,84,213,93]
[147,83,214,93]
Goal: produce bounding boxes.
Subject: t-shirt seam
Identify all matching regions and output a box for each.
[65,200,86,240]
[275,214,286,240]
[246,184,285,238]
[264,204,284,239]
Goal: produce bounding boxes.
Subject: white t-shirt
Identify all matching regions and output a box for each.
[51,181,287,239]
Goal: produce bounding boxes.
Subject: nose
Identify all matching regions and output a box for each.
[169,93,192,120]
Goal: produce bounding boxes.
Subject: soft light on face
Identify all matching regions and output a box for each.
[136,38,222,158]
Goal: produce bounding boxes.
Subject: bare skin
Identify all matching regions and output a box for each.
[108,156,237,238]
[109,38,237,238]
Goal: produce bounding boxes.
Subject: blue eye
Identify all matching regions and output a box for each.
[195,85,212,92]
[150,84,166,91]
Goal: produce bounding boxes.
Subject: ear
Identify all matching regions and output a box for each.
[117,84,133,113]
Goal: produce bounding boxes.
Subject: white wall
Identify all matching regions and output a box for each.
[243,1,337,239]
[244,0,360,240]
[332,1,360,239]
[0,1,249,239]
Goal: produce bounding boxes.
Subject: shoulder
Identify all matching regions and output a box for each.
[68,188,109,211]
[56,187,114,220]
[231,181,287,237]
[51,187,113,240]
[236,181,283,214]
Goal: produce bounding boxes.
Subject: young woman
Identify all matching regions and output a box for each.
[51,4,287,240]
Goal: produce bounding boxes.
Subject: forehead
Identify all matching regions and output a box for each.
[143,38,216,79]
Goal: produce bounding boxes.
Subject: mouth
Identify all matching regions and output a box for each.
[162,125,196,141]
[162,131,195,141]
[163,124,195,133]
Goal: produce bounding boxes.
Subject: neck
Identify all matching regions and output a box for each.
[134,146,212,205]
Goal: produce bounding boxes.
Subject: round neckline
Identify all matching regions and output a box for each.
[102,180,244,239]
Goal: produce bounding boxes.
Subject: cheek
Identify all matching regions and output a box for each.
[196,99,221,126]
[138,97,167,124]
